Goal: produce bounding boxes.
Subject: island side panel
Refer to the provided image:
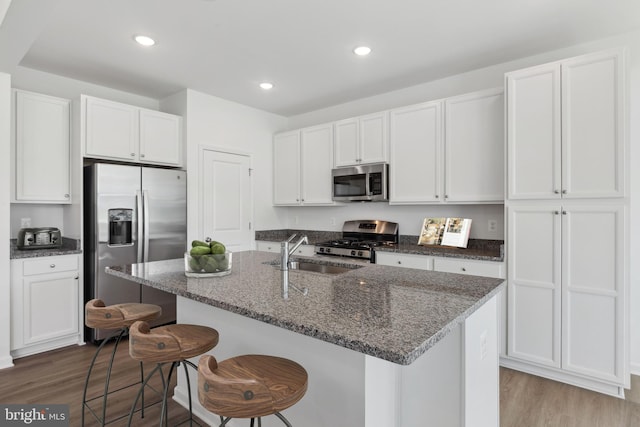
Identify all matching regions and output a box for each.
[174,296,367,427]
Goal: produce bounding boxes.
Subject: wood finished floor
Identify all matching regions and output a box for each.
[0,342,638,426]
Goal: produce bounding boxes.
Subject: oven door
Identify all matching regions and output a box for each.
[332,163,388,202]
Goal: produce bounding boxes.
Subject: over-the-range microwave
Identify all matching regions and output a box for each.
[331,163,388,202]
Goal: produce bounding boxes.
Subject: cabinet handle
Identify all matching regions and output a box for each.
[50,264,56,268]
[296,198,300,202]
[435,195,439,199]
[301,199,305,202]
[140,154,145,158]
[397,260,402,265]
[445,195,449,199]
[554,190,559,194]
[562,211,567,215]
[562,190,567,194]
[461,267,466,272]
[130,153,136,157]
[554,211,560,215]
[75,276,79,280]
[64,194,70,198]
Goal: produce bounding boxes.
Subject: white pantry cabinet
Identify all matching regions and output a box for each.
[506,203,627,392]
[334,112,388,167]
[13,90,71,203]
[10,254,83,358]
[83,95,182,166]
[506,49,625,200]
[273,124,335,206]
[389,88,504,204]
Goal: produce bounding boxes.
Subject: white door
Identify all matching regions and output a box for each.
[389,101,442,204]
[561,50,624,199]
[444,87,504,202]
[561,204,625,383]
[200,149,252,252]
[507,205,561,368]
[506,63,561,200]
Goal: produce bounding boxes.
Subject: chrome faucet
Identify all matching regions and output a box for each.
[280,233,309,299]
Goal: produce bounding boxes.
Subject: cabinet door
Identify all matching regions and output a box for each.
[389,101,442,204]
[433,258,504,279]
[561,204,625,383]
[561,50,624,198]
[273,131,301,205]
[359,112,388,164]
[15,90,71,203]
[334,119,359,167]
[256,241,280,253]
[507,205,561,368]
[301,124,334,205]
[445,88,504,202]
[506,64,561,200]
[85,96,139,161]
[139,109,182,166]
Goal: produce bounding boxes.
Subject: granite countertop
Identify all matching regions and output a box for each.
[10,237,82,259]
[106,250,504,365]
[255,229,504,262]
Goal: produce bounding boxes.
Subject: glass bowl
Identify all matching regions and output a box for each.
[184,251,232,277]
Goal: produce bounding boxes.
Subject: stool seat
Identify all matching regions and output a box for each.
[129,322,219,364]
[85,299,162,330]
[198,354,308,420]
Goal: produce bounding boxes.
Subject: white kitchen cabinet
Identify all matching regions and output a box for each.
[13,90,71,203]
[433,258,505,279]
[334,112,388,167]
[83,95,182,166]
[10,254,83,358]
[375,252,433,270]
[389,101,442,203]
[444,88,504,202]
[273,124,335,206]
[506,49,624,200]
[506,203,626,391]
[389,88,504,205]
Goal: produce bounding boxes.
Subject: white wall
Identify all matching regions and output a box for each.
[1,71,13,368]
[288,30,640,373]
[165,89,288,243]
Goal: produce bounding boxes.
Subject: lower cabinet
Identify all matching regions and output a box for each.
[10,254,83,358]
[375,252,433,270]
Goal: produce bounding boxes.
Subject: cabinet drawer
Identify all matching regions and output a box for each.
[22,255,79,276]
[376,252,433,270]
[433,258,504,278]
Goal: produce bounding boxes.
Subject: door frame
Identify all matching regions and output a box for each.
[196,144,254,248]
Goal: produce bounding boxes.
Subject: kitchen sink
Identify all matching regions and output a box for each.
[267,259,362,275]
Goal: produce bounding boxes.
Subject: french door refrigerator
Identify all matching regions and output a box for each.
[84,163,186,342]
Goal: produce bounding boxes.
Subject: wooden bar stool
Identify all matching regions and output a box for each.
[127,320,220,426]
[82,299,162,426]
[198,354,308,427]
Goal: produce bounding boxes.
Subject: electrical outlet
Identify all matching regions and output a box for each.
[21,218,31,228]
[488,219,497,232]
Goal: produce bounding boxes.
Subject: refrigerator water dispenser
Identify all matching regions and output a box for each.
[108,208,132,245]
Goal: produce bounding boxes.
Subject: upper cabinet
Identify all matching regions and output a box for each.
[444,88,504,202]
[334,112,388,167]
[83,95,182,167]
[506,49,625,200]
[13,90,71,203]
[273,124,335,206]
[389,88,504,204]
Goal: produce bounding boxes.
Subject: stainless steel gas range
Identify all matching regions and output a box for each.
[314,220,399,262]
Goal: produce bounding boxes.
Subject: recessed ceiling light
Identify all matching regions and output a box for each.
[134,35,156,47]
[353,46,372,56]
[259,82,274,90]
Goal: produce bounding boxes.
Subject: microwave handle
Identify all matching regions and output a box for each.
[365,173,371,196]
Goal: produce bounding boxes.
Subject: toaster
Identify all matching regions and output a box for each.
[17,227,62,250]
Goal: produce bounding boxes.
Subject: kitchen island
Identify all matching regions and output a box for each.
[106,250,504,427]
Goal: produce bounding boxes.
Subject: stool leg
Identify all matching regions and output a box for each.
[182,360,195,426]
[81,328,126,426]
[219,417,232,427]
[127,363,164,427]
[250,418,255,427]
[160,361,178,427]
[274,412,293,427]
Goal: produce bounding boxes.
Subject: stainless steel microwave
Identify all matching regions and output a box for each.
[332,163,388,202]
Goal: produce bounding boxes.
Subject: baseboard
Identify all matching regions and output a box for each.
[0,355,14,370]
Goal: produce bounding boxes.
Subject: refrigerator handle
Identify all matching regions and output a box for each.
[143,189,150,263]
[136,190,144,263]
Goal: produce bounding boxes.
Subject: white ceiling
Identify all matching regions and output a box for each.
[1,0,640,116]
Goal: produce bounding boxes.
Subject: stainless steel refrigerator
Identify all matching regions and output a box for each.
[84,163,186,342]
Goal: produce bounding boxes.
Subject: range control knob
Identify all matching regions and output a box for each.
[351,250,356,256]
[358,251,364,257]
